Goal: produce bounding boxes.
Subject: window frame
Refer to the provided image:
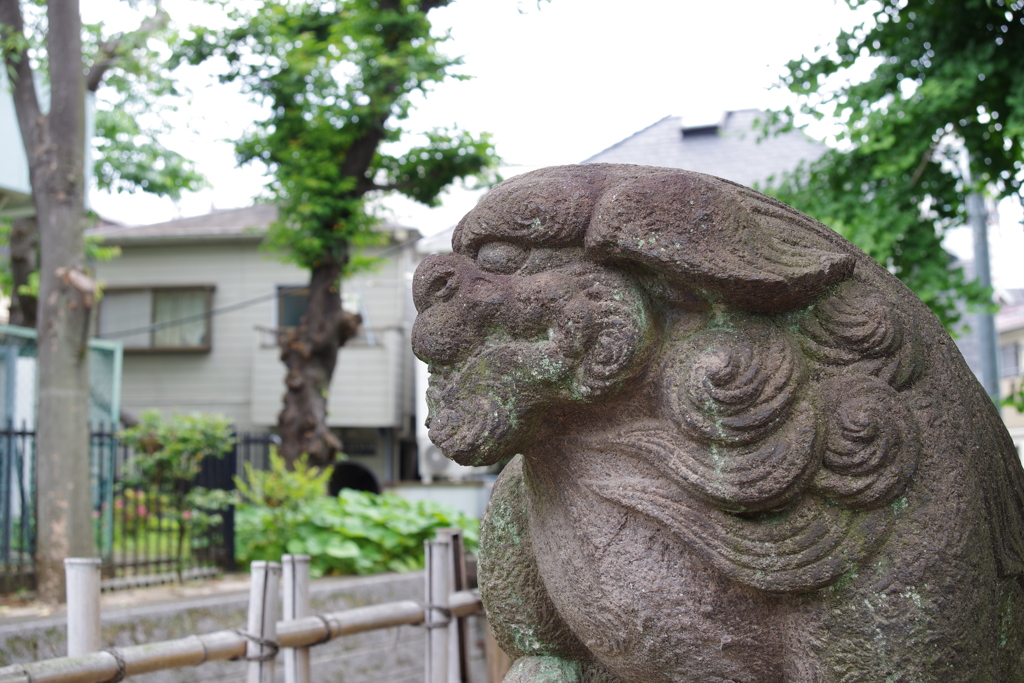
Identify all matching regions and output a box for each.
[276,285,310,330]
[100,285,215,354]
[274,284,370,345]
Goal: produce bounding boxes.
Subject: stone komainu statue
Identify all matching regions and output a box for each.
[411,164,1024,682]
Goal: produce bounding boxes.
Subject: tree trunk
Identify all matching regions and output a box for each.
[8,216,38,328]
[35,199,94,603]
[277,259,360,467]
[31,0,94,603]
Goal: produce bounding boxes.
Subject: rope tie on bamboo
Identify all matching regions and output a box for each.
[419,602,452,629]
[101,648,127,683]
[191,634,210,664]
[231,629,280,662]
[312,615,334,645]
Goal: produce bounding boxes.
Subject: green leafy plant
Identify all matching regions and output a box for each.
[1003,384,1024,414]
[118,411,236,577]
[234,451,478,576]
[764,0,1023,335]
[235,450,333,510]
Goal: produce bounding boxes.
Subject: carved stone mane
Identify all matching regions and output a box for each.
[412,164,1024,682]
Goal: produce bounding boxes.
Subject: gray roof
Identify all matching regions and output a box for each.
[87,204,279,244]
[87,204,418,245]
[583,110,824,189]
[417,110,824,256]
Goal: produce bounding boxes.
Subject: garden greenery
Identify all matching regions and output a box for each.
[234,451,478,576]
[118,411,236,576]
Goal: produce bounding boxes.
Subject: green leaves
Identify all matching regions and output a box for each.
[81,4,206,198]
[235,485,479,577]
[119,410,235,490]
[1003,384,1024,413]
[116,410,236,578]
[177,0,500,273]
[93,108,206,199]
[233,449,478,576]
[378,129,501,207]
[766,0,1024,333]
[234,449,332,509]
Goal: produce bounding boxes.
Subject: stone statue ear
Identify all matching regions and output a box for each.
[584,171,856,314]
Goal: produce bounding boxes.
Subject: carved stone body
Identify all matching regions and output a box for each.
[411,165,1024,681]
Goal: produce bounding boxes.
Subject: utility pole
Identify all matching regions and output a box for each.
[968,190,1000,401]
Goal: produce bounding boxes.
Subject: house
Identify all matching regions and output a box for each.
[582,109,824,187]
[88,205,422,488]
[996,290,1024,457]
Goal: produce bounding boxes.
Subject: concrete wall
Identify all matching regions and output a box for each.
[0,571,489,683]
[388,481,495,520]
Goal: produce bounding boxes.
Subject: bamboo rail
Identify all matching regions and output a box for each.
[0,589,483,683]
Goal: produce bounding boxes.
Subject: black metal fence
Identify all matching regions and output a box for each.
[0,424,34,594]
[0,426,276,594]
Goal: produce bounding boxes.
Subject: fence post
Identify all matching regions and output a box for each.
[65,558,102,657]
[282,554,311,683]
[245,560,281,683]
[435,528,469,683]
[424,536,452,683]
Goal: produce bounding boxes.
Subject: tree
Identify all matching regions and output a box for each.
[1,4,205,328]
[765,0,1023,333]
[0,0,202,601]
[178,0,500,466]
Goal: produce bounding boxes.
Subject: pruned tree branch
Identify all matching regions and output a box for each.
[908,139,939,189]
[85,3,169,92]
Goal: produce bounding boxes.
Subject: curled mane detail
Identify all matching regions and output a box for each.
[800,280,922,390]
[811,375,920,509]
[659,323,820,512]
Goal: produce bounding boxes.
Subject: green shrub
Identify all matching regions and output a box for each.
[235,450,332,509]
[120,410,236,487]
[118,411,236,576]
[234,451,478,576]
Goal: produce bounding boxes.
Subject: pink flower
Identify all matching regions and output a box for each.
[137,505,148,517]
[115,499,124,509]
[91,510,101,519]
[182,510,192,520]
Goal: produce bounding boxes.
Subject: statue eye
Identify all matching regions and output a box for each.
[476,241,529,274]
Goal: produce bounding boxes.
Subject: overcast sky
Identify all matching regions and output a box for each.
[85,0,1023,288]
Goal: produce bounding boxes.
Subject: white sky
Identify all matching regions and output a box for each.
[85,0,1024,288]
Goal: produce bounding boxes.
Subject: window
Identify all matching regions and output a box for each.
[276,285,363,329]
[277,286,309,328]
[99,287,213,352]
[1000,342,1021,379]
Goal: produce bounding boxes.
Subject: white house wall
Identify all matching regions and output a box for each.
[248,331,402,428]
[94,240,411,433]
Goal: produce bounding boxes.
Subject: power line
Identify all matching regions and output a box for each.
[96,234,426,340]
[97,286,305,339]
